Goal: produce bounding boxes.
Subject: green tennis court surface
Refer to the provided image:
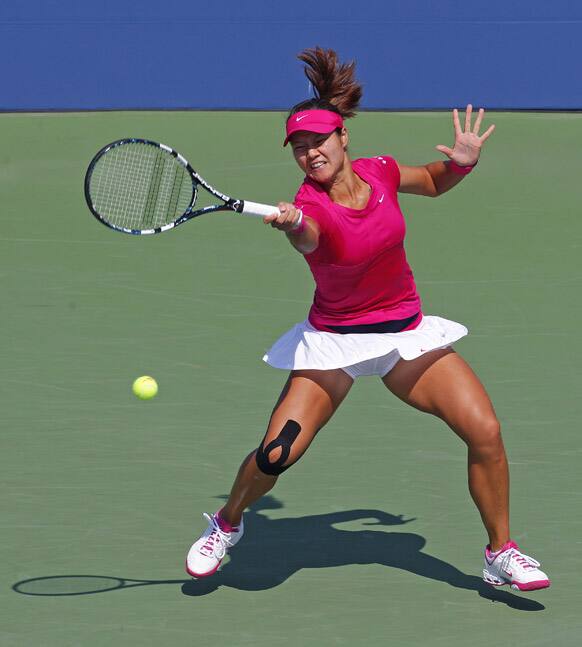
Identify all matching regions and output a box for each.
[1,111,581,646]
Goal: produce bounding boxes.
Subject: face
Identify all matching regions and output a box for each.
[289,128,349,185]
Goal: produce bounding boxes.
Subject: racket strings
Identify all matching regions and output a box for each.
[89,143,193,230]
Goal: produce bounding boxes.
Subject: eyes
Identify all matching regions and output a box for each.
[292,135,329,155]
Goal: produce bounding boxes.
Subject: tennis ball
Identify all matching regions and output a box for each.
[132,375,158,400]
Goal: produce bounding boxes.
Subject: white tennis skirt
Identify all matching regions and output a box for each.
[262,315,468,372]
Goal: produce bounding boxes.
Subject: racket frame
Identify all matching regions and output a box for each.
[84,138,268,235]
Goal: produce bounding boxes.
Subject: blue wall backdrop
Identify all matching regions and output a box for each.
[1,0,581,111]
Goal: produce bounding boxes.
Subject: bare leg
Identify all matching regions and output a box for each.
[220,368,353,526]
[382,348,510,551]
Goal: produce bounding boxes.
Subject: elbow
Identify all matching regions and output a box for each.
[424,184,440,198]
[297,241,319,254]
[424,168,440,197]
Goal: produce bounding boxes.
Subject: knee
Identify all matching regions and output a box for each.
[466,413,504,458]
[255,419,303,476]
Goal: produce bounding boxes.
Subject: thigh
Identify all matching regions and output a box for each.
[262,368,354,466]
[381,348,498,444]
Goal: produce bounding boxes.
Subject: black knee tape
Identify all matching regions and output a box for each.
[255,419,302,476]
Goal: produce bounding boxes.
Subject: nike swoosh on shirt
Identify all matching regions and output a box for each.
[378,194,385,203]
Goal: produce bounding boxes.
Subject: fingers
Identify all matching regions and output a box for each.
[472,107,484,134]
[452,108,462,137]
[464,104,473,132]
[454,105,495,139]
[480,123,496,142]
[276,202,297,229]
[435,144,454,158]
[263,202,302,231]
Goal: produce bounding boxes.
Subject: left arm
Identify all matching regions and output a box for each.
[397,105,495,198]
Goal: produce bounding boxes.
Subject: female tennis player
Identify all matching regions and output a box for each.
[186,48,550,592]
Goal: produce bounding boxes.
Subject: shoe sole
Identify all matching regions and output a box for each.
[185,559,222,578]
[510,579,551,591]
[483,576,551,591]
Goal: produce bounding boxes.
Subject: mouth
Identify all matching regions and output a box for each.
[309,161,326,171]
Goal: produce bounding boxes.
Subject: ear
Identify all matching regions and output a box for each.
[340,127,349,150]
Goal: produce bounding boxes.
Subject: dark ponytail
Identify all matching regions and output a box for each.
[288,47,363,120]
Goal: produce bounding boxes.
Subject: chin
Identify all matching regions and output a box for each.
[308,168,332,184]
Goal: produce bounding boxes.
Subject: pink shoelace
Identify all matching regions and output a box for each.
[199,513,235,559]
[500,547,541,572]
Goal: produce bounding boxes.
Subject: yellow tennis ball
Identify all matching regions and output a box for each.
[132,375,158,400]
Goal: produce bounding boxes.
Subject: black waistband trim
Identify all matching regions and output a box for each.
[326,312,421,335]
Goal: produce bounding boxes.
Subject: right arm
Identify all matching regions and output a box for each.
[263,201,320,255]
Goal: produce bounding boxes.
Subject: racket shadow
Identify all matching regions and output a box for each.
[12,575,186,597]
[181,496,545,611]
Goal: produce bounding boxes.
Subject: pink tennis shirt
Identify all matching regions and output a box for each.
[294,155,422,331]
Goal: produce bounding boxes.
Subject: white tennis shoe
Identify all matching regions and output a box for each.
[482,541,550,591]
[185,512,244,578]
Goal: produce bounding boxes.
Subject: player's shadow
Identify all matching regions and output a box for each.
[181,495,544,611]
[11,495,544,611]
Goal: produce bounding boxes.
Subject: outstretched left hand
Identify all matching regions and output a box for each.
[436,104,495,167]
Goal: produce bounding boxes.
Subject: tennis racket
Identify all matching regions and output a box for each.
[84,138,280,235]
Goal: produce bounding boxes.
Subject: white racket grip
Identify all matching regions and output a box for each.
[240,200,280,218]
